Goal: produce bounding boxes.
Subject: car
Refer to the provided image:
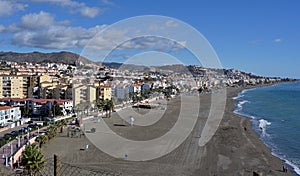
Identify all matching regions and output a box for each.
[10,130,17,135]
[28,124,38,129]
[21,127,29,133]
[18,129,25,133]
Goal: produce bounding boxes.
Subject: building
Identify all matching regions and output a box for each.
[0,106,21,127]
[141,83,151,92]
[114,85,129,100]
[0,75,41,99]
[128,84,142,93]
[96,85,112,101]
[25,98,73,117]
[72,85,96,107]
[0,76,24,98]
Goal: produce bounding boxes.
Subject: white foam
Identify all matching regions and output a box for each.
[258,119,271,136]
[233,93,244,100]
[239,100,249,105]
[250,116,255,119]
[285,159,300,175]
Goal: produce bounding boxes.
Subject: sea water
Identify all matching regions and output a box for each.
[234,82,300,175]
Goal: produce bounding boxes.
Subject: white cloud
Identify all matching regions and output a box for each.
[32,0,102,18]
[11,24,108,49]
[80,6,102,18]
[20,11,54,29]
[120,36,186,52]
[274,38,282,43]
[5,12,186,52]
[0,0,27,16]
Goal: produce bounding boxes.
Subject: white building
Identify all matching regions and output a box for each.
[0,106,21,127]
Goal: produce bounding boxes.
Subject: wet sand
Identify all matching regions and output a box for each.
[42,87,292,176]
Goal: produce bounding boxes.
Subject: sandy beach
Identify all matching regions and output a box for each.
[42,86,293,176]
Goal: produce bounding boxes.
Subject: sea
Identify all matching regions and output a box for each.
[234,81,300,175]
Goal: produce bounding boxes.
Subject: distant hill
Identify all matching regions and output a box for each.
[0,51,94,66]
[101,62,190,73]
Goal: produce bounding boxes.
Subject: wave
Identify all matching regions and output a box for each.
[234,100,250,116]
[233,88,257,100]
[286,159,300,175]
[258,119,271,136]
[237,100,249,108]
[272,152,300,175]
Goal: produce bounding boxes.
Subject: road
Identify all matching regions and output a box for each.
[0,124,28,138]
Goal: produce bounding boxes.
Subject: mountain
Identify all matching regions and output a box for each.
[0,51,93,66]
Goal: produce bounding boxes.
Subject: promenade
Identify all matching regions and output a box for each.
[0,126,47,168]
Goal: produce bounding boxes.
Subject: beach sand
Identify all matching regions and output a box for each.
[42,87,292,176]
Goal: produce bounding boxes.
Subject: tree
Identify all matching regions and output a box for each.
[35,135,48,148]
[55,119,67,133]
[21,144,46,175]
[53,101,63,116]
[107,99,114,117]
[96,99,104,112]
[83,101,91,115]
[46,125,57,140]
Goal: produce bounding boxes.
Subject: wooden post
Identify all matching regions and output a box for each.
[54,154,60,176]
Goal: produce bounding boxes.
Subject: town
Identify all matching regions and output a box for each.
[0,58,290,129]
[0,55,293,173]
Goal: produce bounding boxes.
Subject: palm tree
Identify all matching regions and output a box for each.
[56,119,67,133]
[21,144,46,175]
[84,101,91,115]
[107,99,114,117]
[46,125,57,140]
[35,135,48,148]
[97,99,106,113]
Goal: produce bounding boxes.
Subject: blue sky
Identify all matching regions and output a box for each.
[0,0,299,78]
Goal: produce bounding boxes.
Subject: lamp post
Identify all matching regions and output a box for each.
[27,131,29,142]
[5,153,8,167]
[16,136,20,149]
[10,143,13,156]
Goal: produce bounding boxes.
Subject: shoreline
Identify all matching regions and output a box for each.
[232,82,300,175]
[197,83,294,175]
[39,82,296,175]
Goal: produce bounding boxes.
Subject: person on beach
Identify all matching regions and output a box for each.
[283,165,288,172]
[130,116,135,126]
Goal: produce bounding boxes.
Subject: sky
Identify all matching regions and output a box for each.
[0,0,299,78]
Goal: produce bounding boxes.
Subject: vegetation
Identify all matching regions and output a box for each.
[46,125,57,140]
[53,101,63,116]
[35,135,48,148]
[96,99,114,117]
[21,144,46,175]
[74,101,91,115]
[55,119,67,133]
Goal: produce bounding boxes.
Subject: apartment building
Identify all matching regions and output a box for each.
[96,85,112,101]
[0,76,23,98]
[72,85,96,107]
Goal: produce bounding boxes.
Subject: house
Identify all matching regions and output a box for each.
[0,106,21,127]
